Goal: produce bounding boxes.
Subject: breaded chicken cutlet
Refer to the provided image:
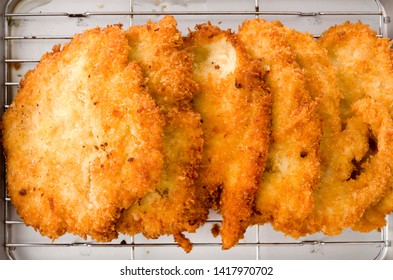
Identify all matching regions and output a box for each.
[185,23,272,249]
[238,19,322,234]
[318,21,393,119]
[4,15,393,253]
[115,16,204,253]
[304,98,393,236]
[317,22,393,233]
[276,24,393,237]
[2,25,164,242]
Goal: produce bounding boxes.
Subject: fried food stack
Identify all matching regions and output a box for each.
[2,16,393,252]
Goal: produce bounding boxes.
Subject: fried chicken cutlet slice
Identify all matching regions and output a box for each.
[116,16,204,252]
[304,98,393,236]
[185,23,272,249]
[238,19,321,234]
[1,25,164,241]
[318,22,393,119]
[266,24,341,237]
[276,24,393,237]
[317,21,393,232]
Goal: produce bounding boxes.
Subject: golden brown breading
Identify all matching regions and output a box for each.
[116,16,204,251]
[238,19,321,234]
[353,191,393,232]
[317,21,393,232]
[116,107,203,243]
[303,98,393,236]
[318,21,393,119]
[264,24,341,237]
[123,16,195,109]
[2,25,164,241]
[185,23,272,249]
[276,24,393,237]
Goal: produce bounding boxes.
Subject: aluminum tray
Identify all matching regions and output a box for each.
[1,0,393,260]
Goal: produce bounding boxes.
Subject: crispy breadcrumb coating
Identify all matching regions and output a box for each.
[317,21,393,232]
[305,98,393,235]
[2,25,164,241]
[238,19,321,234]
[318,21,393,119]
[277,23,393,237]
[186,23,272,249]
[116,16,204,252]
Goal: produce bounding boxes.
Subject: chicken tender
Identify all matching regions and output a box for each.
[116,16,204,252]
[2,25,164,241]
[317,22,393,232]
[238,19,321,234]
[185,23,272,249]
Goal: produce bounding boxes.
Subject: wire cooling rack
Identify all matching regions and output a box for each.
[2,0,392,260]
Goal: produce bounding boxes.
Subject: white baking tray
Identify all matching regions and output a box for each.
[1,0,392,260]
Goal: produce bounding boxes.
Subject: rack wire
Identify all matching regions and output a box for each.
[2,0,392,260]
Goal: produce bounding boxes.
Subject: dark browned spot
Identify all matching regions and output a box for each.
[127,157,134,163]
[347,132,378,181]
[300,151,308,158]
[19,189,27,196]
[188,219,198,226]
[348,158,362,180]
[235,81,242,88]
[211,223,220,238]
[13,62,21,70]
[368,135,378,153]
[341,122,347,132]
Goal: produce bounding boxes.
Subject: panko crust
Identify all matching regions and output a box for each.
[2,25,164,242]
[318,21,393,232]
[238,19,322,234]
[116,16,204,251]
[353,191,393,232]
[303,99,393,236]
[125,15,196,109]
[262,24,341,237]
[318,21,393,118]
[186,23,272,249]
[262,22,393,237]
[116,106,203,238]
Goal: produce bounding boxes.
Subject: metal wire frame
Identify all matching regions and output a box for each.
[4,220,390,260]
[2,0,391,260]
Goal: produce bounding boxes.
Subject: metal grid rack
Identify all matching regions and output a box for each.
[2,0,392,260]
